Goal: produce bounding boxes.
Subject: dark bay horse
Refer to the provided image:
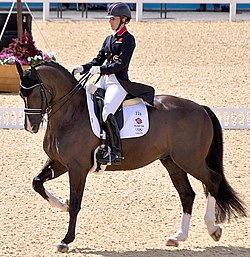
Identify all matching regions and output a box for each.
[16,61,246,253]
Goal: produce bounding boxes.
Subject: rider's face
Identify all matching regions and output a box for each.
[109,16,121,31]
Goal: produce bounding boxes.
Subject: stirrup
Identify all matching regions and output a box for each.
[97,148,122,165]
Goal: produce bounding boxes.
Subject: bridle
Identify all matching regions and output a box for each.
[21,72,92,120]
[21,81,49,117]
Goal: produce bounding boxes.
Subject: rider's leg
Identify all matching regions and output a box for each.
[101,75,127,122]
[98,113,122,165]
[98,75,127,165]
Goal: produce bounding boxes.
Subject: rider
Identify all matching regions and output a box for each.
[72,2,154,165]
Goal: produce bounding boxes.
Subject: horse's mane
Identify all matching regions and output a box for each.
[34,61,79,86]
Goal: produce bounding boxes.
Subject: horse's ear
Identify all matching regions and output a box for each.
[15,61,23,78]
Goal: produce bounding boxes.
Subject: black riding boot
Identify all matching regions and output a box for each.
[97,114,122,165]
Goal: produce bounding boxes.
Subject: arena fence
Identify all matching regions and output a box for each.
[0,107,249,130]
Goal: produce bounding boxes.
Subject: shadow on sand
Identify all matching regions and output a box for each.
[69,246,250,257]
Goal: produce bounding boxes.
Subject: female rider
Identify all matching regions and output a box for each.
[73,2,154,165]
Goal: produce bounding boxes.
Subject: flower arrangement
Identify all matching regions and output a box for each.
[0,31,56,66]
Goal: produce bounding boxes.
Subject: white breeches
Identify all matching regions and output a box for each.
[96,74,127,122]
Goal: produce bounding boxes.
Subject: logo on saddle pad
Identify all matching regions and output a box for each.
[135,117,142,124]
[86,85,149,139]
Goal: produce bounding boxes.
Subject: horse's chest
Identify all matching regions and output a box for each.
[44,134,64,158]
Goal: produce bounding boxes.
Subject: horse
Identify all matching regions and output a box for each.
[16,61,246,253]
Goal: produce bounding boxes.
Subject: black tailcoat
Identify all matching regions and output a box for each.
[82,26,155,106]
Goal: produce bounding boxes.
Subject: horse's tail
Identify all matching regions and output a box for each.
[203,105,247,223]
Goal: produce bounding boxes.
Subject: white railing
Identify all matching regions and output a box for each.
[1,107,249,129]
[213,108,250,130]
[0,0,249,22]
[0,107,24,128]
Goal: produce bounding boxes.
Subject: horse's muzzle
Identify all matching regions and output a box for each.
[25,116,41,133]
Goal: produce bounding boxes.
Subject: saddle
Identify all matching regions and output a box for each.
[86,85,148,140]
[86,84,149,173]
[90,85,142,133]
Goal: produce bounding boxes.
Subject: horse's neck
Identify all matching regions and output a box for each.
[38,65,88,125]
[54,87,87,116]
[48,87,88,126]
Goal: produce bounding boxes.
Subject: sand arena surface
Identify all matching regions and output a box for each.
[0,20,249,256]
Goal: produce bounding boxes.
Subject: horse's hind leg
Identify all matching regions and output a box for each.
[32,158,69,212]
[185,164,222,240]
[204,192,222,241]
[173,155,223,242]
[160,158,195,247]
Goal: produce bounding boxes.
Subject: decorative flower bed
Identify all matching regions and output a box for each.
[0,32,55,92]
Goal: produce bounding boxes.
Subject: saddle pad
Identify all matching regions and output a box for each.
[86,85,149,139]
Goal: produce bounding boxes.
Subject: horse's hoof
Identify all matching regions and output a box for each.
[57,242,69,253]
[210,227,222,241]
[166,238,179,247]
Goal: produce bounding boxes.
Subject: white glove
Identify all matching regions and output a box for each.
[72,65,84,75]
[89,66,101,75]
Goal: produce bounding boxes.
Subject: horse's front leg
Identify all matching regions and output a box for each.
[32,158,69,212]
[57,161,88,253]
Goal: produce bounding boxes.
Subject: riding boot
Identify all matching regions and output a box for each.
[97,114,122,165]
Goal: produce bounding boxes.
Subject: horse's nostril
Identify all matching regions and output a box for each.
[32,124,39,133]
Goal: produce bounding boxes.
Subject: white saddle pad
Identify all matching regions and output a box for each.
[86,85,149,139]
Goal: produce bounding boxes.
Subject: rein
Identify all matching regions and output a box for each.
[46,73,92,118]
[21,72,92,119]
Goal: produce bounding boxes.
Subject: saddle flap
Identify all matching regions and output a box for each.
[91,86,124,130]
[86,85,149,139]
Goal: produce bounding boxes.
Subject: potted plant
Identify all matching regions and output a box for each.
[0,31,55,92]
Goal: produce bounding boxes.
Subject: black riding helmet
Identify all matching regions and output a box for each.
[106,2,132,22]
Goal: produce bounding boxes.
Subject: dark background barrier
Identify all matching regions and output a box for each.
[0,13,32,51]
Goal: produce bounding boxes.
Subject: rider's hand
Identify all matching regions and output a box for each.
[89,66,101,75]
[72,65,84,75]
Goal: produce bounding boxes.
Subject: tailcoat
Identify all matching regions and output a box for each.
[82,26,155,105]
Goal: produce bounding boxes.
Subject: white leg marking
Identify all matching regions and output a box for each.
[45,189,69,212]
[204,193,220,235]
[169,212,191,241]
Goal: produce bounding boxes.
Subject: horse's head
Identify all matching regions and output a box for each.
[16,61,48,133]
[16,61,85,133]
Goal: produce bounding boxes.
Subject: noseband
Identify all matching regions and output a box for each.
[21,81,49,116]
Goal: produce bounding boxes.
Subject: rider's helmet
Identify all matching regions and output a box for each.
[106,2,132,22]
